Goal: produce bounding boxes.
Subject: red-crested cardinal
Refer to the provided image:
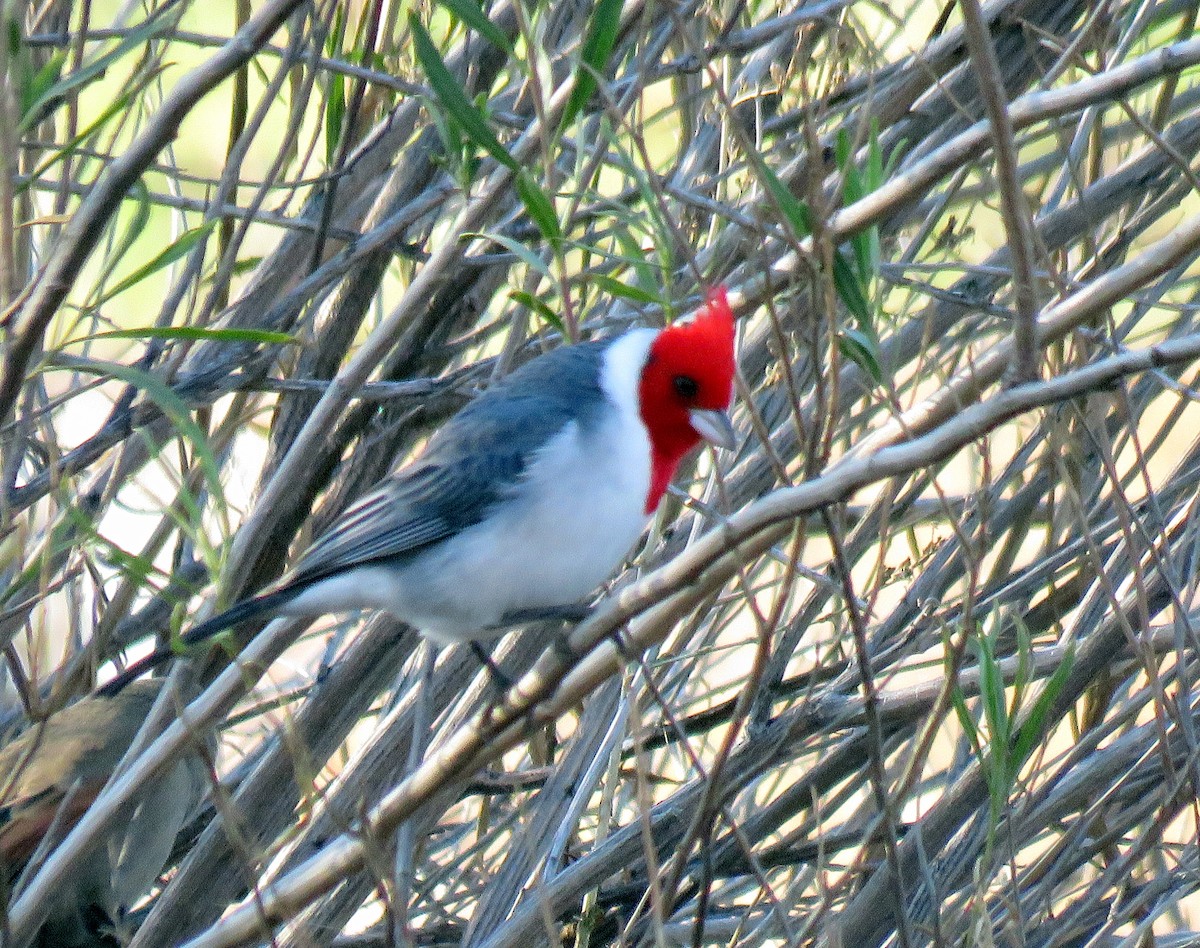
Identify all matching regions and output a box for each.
[0,681,212,946]
[101,288,736,694]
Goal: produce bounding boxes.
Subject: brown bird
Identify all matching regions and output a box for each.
[0,681,213,946]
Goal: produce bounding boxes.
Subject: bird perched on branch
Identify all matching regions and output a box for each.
[0,681,212,946]
[101,287,737,695]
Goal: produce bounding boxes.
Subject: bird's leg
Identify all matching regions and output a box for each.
[607,627,635,663]
[469,641,513,698]
[488,604,592,675]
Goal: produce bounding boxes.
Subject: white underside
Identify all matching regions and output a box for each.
[280,330,658,644]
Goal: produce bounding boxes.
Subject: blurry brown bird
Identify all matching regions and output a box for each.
[0,681,213,947]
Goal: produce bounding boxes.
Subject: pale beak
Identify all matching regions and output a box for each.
[689,407,737,450]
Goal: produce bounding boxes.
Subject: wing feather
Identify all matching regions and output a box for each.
[281,342,610,590]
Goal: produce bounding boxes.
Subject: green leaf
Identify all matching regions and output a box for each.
[1011,643,1074,773]
[1010,618,1033,720]
[410,13,517,171]
[227,256,263,277]
[20,9,172,132]
[470,231,554,282]
[57,359,223,503]
[831,128,884,322]
[436,0,512,52]
[509,289,564,333]
[93,540,156,585]
[560,0,624,128]
[748,151,812,238]
[866,119,885,192]
[81,326,298,346]
[611,224,659,299]
[25,77,152,182]
[951,685,982,760]
[589,273,659,305]
[883,137,906,182]
[100,180,153,301]
[749,145,875,354]
[20,50,66,125]
[838,328,882,384]
[836,130,873,288]
[95,221,218,307]
[977,630,1008,752]
[324,6,347,164]
[836,129,863,204]
[832,249,871,324]
[516,172,562,251]
[326,69,346,165]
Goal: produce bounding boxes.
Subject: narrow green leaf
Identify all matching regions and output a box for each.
[978,632,1009,751]
[589,273,660,305]
[101,180,153,302]
[20,50,66,124]
[560,0,624,128]
[324,6,347,164]
[1011,643,1075,772]
[836,129,864,205]
[611,225,659,299]
[835,132,872,287]
[749,144,874,326]
[832,248,871,324]
[58,359,223,502]
[866,119,884,192]
[951,686,982,760]
[326,3,346,57]
[749,151,812,238]
[0,502,98,608]
[326,69,346,165]
[838,328,882,384]
[863,121,884,278]
[510,290,564,333]
[26,77,153,183]
[227,256,264,277]
[96,221,218,307]
[21,9,172,132]
[470,231,554,282]
[1010,618,1033,720]
[516,172,563,250]
[752,140,876,349]
[883,137,908,180]
[436,0,512,52]
[94,541,156,584]
[410,13,517,171]
[82,326,298,345]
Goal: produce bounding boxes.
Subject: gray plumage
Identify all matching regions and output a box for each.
[290,341,610,588]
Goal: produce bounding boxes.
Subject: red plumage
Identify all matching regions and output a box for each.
[638,286,737,511]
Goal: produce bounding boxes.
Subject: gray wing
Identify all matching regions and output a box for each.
[283,341,609,589]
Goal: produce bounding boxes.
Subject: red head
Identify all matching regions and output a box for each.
[638,286,737,512]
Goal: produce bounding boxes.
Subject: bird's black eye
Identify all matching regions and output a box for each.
[673,374,699,400]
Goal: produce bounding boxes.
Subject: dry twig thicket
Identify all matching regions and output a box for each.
[4,0,1200,945]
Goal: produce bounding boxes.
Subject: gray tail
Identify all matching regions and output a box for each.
[97,586,301,696]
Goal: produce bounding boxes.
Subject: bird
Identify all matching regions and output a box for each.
[100,287,737,696]
[0,681,212,946]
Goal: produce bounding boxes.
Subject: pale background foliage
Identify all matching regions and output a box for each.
[4,0,1200,946]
